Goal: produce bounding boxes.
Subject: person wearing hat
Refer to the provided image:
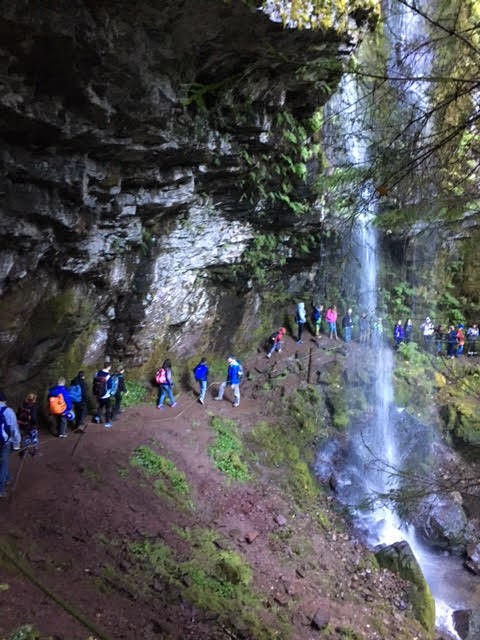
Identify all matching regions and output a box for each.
[215,356,243,407]
[266,327,286,358]
[0,390,21,498]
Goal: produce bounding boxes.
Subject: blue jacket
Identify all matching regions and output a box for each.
[48,385,73,411]
[226,360,242,385]
[194,362,208,382]
[0,402,21,448]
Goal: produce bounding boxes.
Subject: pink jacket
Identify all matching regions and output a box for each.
[325,308,337,323]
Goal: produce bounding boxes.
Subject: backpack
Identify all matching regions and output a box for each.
[237,362,244,379]
[269,332,278,345]
[68,383,82,404]
[0,407,11,447]
[49,393,67,416]
[155,368,167,385]
[93,372,110,398]
[108,374,119,396]
[193,363,207,381]
[312,307,321,322]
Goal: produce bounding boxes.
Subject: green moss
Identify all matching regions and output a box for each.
[376,544,435,636]
[126,527,286,639]
[208,416,250,481]
[130,445,193,507]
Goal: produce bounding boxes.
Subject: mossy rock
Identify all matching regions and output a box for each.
[376,541,435,637]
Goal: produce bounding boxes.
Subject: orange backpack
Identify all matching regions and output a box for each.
[49,393,66,415]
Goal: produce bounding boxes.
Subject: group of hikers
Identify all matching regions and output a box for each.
[287,301,480,358]
[0,354,245,498]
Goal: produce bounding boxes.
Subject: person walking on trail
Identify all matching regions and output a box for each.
[311,303,323,337]
[456,324,465,357]
[0,390,21,498]
[420,316,435,352]
[403,318,413,343]
[467,323,479,356]
[266,327,286,358]
[447,325,457,359]
[295,302,306,344]
[17,393,39,438]
[359,312,369,344]
[215,356,243,407]
[112,366,128,419]
[70,370,88,430]
[342,308,354,342]
[393,320,404,349]
[156,359,176,409]
[325,305,338,340]
[193,357,209,405]
[92,363,114,427]
[48,377,74,437]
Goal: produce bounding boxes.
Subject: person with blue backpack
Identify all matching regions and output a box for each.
[193,357,209,405]
[0,390,21,498]
[69,370,88,430]
[215,356,243,407]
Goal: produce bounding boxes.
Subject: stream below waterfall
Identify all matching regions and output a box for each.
[314,378,480,639]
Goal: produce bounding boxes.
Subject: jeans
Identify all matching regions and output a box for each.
[198,380,207,402]
[344,326,352,342]
[73,401,87,427]
[56,414,67,437]
[157,384,175,407]
[216,382,240,405]
[0,444,11,494]
[267,341,282,357]
[296,322,305,342]
[95,397,112,423]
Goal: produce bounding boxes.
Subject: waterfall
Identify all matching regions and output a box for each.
[317,3,479,638]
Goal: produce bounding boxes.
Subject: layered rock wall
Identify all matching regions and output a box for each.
[0,0,375,393]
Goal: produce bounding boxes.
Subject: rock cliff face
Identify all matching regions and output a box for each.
[0,0,376,392]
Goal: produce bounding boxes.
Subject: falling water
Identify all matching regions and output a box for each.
[318,3,479,637]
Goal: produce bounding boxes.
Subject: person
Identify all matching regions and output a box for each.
[466,323,479,356]
[193,357,209,404]
[70,370,88,429]
[311,303,323,336]
[0,390,21,498]
[48,377,74,438]
[456,324,465,357]
[295,302,306,344]
[434,324,444,355]
[16,392,39,446]
[447,325,457,358]
[325,305,338,340]
[92,363,113,427]
[215,356,243,407]
[403,318,413,343]
[420,316,435,352]
[266,327,286,358]
[112,366,127,419]
[359,313,369,344]
[393,320,404,349]
[156,359,176,409]
[341,308,353,343]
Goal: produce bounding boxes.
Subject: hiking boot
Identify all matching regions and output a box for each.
[157,405,164,410]
[232,402,239,408]
[266,353,271,359]
[214,397,222,401]
[104,422,112,428]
